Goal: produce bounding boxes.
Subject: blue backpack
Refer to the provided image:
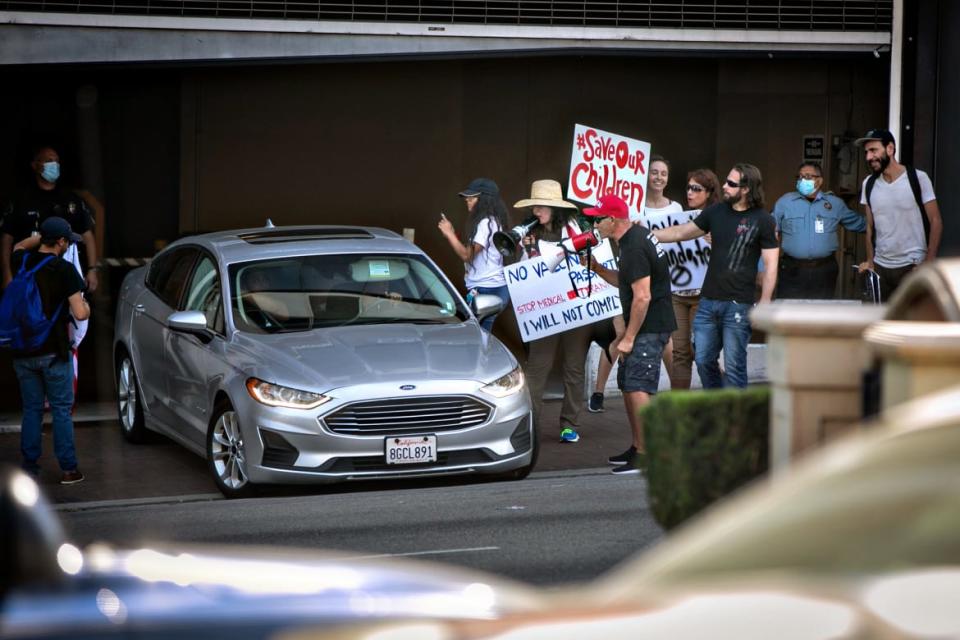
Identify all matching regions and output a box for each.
[0,254,64,351]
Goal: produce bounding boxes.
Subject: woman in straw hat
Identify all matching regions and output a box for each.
[513,179,594,444]
[438,177,511,332]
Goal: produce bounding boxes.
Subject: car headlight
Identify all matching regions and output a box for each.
[480,366,525,398]
[245,378,331,409]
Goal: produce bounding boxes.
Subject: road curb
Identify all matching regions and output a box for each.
[53,493,223,512]
[50,468,618,512]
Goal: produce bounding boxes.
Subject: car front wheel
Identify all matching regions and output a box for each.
[116,351,148,443]
[207,402,257,498]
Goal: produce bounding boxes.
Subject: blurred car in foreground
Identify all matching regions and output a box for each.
[113,225,534,497]
[331,385,960,639]
[5,386,958,639]
[0,465,542,639]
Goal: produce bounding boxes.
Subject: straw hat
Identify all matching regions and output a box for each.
[513,179,578,209]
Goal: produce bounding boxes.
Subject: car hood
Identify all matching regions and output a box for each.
[230,322,518,390]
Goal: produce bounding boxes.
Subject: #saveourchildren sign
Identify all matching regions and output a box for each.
[504,240,621,342]
[567,124,651,222]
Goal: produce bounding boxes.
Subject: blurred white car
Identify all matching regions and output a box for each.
[5,386,959,639]
[338,385,960,639]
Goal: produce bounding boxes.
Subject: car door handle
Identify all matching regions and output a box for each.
[134,304,145,314]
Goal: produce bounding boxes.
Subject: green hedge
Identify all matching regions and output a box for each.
[642,386,770,530]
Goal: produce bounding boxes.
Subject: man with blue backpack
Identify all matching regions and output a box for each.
[1,217,90,484]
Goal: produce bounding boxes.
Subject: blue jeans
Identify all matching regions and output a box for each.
[13,354,78,473]
[473,285,510,333]
[693,298,753,389]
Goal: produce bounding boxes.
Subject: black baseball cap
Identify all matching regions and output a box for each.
[855,128,896,147]
[458,177,499,198]
[40,216,83,243]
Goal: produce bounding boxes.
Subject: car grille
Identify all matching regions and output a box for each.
[322,396,492,436]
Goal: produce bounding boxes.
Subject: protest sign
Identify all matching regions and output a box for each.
[567,124,651,222]
[505,239,621,342]
[643,209,711,292]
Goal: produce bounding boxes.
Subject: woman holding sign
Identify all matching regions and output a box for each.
[670,168,721,389]
[514,179,593,444]
[438,177,511,332]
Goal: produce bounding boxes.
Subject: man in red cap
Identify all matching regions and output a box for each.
[585,195,676,475]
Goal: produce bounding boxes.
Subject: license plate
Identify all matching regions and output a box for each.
[385,435,437,465]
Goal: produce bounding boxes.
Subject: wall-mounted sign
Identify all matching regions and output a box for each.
[803,134,825,163]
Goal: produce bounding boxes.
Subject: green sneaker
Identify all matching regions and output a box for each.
[559,427,580,443]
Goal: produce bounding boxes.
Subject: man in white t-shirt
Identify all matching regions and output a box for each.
[856,128,942,301]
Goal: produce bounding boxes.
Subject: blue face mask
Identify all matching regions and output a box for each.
[41,161,60,183]
[796,178,817,197]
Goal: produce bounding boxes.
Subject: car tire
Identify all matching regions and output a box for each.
[207,400,258,499]
[116,350,149,443]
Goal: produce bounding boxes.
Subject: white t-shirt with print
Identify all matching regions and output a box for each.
[465,217,507,289]
[642,200,684,221]
[860,169,936,268]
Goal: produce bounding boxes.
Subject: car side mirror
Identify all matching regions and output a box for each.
[167,310,213,342]
[472,294,505,323]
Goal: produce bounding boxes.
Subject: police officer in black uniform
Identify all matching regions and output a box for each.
[1,146,100,293]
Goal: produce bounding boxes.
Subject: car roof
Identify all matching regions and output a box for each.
[164,225,420,265]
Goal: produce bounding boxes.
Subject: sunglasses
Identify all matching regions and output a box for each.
[686,184,705,193]
[591,216,610,224]
[725,179,744,189]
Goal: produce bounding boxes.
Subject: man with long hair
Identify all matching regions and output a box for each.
[652,163,778,388]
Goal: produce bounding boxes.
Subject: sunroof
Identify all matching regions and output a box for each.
[238,228,375,244]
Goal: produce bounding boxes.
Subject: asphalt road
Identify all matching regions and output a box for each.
[59,468,664,587]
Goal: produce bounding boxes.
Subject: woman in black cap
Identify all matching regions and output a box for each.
[438,177,511,332]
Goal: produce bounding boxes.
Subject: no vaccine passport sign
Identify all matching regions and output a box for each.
[505,242,621,343]
[567,124,651,222]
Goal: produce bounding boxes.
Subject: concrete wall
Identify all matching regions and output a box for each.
[0,53,888,407]
[175,54,885,282]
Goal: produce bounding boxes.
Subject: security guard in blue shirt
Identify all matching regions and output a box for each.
[772,162,866,299]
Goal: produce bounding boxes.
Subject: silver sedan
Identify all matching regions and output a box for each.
[113,225,534,497]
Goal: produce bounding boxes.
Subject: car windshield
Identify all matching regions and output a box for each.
[229,253,470,333]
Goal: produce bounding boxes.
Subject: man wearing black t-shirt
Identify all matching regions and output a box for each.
[1,146,100,293]
[654,163,778,389]
[585,195,676,475]
[10,217,90,485]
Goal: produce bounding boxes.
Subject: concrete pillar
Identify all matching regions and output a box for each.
[864,321,960,411]
[751,303,886,472]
